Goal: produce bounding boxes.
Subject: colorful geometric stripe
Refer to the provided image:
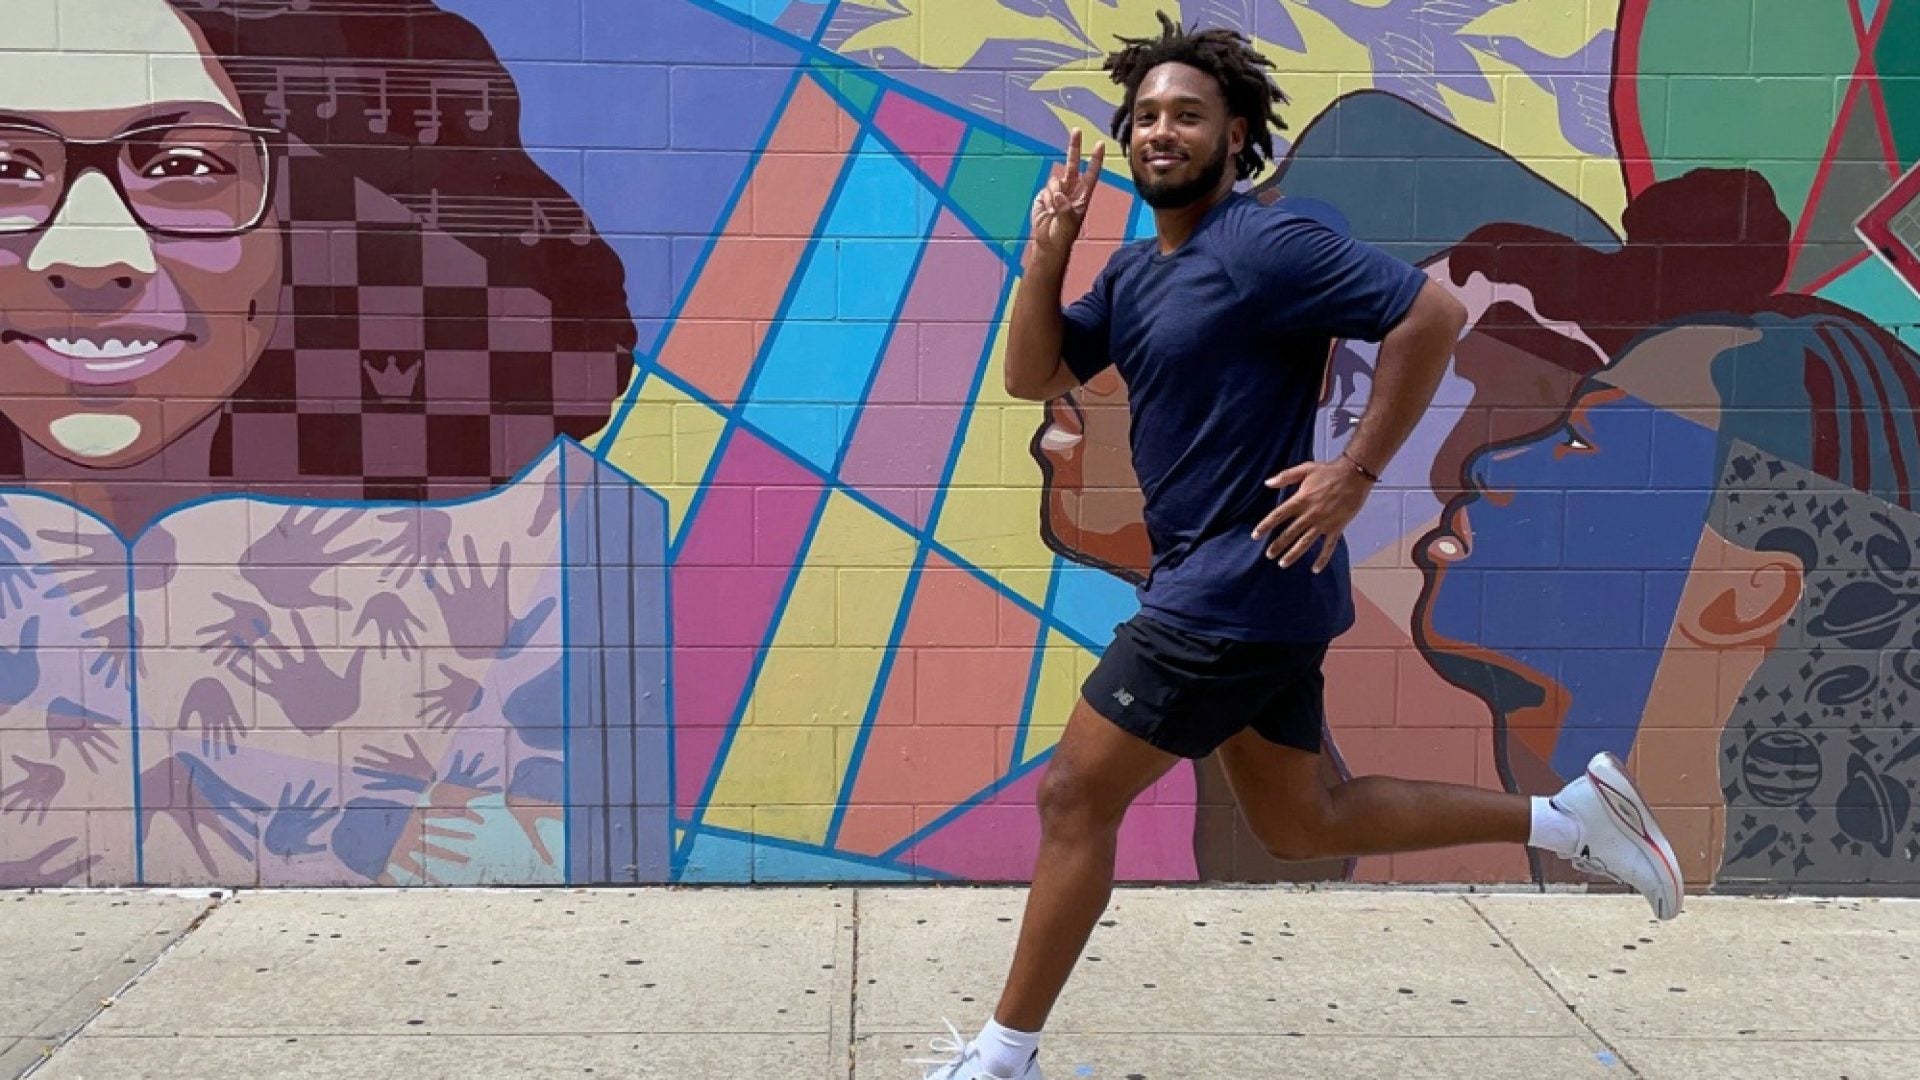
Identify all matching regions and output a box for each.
[672,429,827,816]
[659,76,857,404]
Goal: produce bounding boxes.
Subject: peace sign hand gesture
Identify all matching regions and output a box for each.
[1030,128,1105,262]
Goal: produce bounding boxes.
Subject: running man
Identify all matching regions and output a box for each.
[918,13,1683,1080]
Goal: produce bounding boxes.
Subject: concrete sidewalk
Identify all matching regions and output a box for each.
[3,888,1914,1079]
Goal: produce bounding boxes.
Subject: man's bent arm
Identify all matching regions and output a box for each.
[1005,251,1084,401]
[1341,279,1468,477]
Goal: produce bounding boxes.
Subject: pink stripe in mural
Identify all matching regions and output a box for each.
[671,428,826,814]
[840,214,1007,526]
[872,91,967,187]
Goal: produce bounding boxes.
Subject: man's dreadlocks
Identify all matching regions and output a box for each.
[1103,10,1289,181]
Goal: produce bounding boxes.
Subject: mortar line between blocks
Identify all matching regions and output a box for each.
[19,890,234,1079]
[1461,897,1642,1078]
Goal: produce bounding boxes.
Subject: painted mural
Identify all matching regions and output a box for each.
[0,0,1915,892]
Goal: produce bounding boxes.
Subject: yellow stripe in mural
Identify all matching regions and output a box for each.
[597,372,727,540]
[1019,629,1101,764]
[705,491,915,842]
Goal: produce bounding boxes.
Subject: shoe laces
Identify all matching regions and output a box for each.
[908,1018,976,1078]
[1571,848,1619,883]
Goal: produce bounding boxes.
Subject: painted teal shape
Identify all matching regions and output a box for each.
[419,796,565,886]
[715,0,802,22]
[1049,559,1140,652]
[813,61,883,116]
[676,832,754,883]
[946,128,1048,258]
[737,395,856,470]
[676,830,919,882]
[1818,254,1920,331]
[829,132,937,239]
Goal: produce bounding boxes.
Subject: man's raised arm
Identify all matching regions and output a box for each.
[1006,130,1105,402]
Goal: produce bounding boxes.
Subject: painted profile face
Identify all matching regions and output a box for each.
[1034,367,1151,580]
[1413,330,1727,785]
[0,0,282,468]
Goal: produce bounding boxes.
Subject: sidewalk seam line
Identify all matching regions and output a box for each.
[1462,896,1643,1078]
[847,890,861,1080]
[19,890,234,1079]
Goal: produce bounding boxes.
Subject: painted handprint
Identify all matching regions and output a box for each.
[0,509,39,618]
[84,612,147,691]
[370,508,454,588]
[253,612,368,733]
[265,781,340,859]
[509,756,563,867]
[352,734,435,796]
[178,678,246,760]
[2,754,64,825]
[510,802,563,867]
[47,696,121,773]
[530,479,560,538]
[197,592,274,672]
[34,526,173,617]
[435,750,502,802]
[354,593,426,660]
[0,616,40,712]
[426,536,553,660]
[140,754,266,875]
[0,836,97,887]
[240,508,375,611]
[386,803,481,885]
[417,663,484,732]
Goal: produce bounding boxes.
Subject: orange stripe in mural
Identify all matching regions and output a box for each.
[660,77,856,405]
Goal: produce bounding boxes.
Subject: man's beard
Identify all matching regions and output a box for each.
[1132,134,1231,209]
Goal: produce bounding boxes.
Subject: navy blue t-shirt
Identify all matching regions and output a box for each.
[1059,190,1426,642]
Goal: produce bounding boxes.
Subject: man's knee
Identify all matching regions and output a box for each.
[1036,761,1133,840]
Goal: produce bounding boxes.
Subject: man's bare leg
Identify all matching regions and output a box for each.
[1215,728,1528,859]
[991,697,1180,1034]
[1212,726,1686,921]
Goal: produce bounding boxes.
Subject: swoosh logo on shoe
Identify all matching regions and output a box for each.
[1590,771,1682,907]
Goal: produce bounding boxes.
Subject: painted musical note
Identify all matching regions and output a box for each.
[364,72,391,135]
[262,68,291,127]
[414,82,444,145]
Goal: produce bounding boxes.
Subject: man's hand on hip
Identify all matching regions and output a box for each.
[1251,457,1377,573]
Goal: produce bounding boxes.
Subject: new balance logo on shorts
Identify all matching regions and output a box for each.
[1112,687,1134,707]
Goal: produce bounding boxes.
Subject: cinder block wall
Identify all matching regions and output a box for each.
[2,0,1915,893]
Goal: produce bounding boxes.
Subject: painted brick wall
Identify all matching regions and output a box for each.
[1,0,1916,892]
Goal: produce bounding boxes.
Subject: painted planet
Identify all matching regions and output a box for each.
[1837,753,1911,858]
[1741,731,1822,808]
[1806,582,1920,650]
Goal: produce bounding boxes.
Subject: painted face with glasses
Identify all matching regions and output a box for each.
[0,0,283,472]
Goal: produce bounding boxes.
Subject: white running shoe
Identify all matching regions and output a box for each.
[1552,751,1685,920]
[910,1020,1043,1079]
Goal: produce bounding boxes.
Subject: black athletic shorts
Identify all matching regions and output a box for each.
[1081,611,1328,759]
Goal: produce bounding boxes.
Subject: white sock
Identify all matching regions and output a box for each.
[1528,796,1580,857]
[974,1018,1040,1078]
